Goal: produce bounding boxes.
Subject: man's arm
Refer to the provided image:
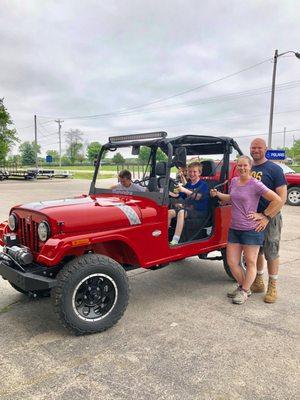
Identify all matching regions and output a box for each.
[268,184,286,217]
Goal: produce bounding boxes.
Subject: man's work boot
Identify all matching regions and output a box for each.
[250,274,265,293]
[264,278,277,303]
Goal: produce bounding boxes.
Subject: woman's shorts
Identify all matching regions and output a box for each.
[228,228,265,246]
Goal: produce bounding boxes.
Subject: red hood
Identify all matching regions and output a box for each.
[12,194,158,235]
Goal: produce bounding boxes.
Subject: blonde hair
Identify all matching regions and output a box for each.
[237,155,252,165]
[188,161,202,171]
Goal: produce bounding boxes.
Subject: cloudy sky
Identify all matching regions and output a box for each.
[1,0,299,156]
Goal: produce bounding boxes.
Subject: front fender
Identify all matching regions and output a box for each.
[0,221,9,247]
[37,232,142,267]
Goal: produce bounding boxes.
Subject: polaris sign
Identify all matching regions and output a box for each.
[265,150,286,160]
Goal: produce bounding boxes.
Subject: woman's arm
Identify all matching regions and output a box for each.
[249,190,283,232]
[262,190,283,217]
[210,189,231,202]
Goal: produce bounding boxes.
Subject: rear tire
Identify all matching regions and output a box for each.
[52,254,129,335]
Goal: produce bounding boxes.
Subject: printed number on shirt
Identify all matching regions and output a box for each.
[251,171,262,181]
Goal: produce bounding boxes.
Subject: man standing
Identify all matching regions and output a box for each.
[250,138,287,303]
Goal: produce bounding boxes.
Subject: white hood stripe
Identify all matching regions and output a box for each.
[115,205,141,225]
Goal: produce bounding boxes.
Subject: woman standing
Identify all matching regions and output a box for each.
[210,156,282,304]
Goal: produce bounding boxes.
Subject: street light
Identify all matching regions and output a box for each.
[268,49,300,148]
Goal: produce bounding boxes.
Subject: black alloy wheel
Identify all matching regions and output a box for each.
[52,254,129,335]
[72,273,117,321]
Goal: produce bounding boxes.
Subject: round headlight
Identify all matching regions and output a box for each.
[8,213,18,231]
[38,221,51,242]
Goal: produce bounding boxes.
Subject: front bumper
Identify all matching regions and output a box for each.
[0,252,56,291]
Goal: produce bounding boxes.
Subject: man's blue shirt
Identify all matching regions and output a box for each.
[251,161,286,212]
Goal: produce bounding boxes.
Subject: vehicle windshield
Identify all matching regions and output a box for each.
[276,163,296,174]
[94,145,229,192]
[95,144,157,192]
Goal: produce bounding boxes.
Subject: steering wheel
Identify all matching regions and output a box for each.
[133,177,150,187]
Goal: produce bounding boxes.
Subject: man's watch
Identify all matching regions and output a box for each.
[262,211,271,221]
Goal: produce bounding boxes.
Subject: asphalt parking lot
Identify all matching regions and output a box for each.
[0,179,299,400]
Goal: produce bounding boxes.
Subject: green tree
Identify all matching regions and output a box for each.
[291,139,300,159]
[6,154,21,166]
[112,152,125,164]
[87,141,102,162]
[138,146,167,163]
[19,141,41,165]
[61,155,71,166]
[0,98,19,162]
[77,153,86,164]
[46,150,59,163]
[65,129,84,164]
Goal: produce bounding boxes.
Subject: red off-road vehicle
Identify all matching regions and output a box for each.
[0,132,243,334]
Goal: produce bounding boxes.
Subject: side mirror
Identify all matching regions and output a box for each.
[173,147,187,168]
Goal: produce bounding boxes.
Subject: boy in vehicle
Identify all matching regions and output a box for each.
[111,169,147,194]
[168,162,209,245]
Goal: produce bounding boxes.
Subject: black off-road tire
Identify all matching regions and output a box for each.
[52,254,129,335]
[221,248,246,280]
[287,186,300,206]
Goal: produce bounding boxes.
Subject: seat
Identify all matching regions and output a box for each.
[148,177,158,192]
[201,160,215,176]
[147,161,168,192]
[155,161,167,189]
[200,160,219,190]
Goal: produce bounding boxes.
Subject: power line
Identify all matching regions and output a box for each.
[36,78,299,122]
[232,128,300,139]
[90,80,300,118]
[37,57,272,121]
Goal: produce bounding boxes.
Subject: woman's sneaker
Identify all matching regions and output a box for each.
[232,288,248,304]
[227,285,251,298]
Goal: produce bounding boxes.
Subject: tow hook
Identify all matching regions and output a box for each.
[28,291,38,299]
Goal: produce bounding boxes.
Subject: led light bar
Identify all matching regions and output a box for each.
[109,131,167,143]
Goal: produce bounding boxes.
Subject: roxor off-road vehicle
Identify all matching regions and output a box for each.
[0,132,243,335]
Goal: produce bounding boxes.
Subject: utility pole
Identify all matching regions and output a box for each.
[268,49,300,149]
[34,114,38,169]
[268,49,278,149]
[292,135,295,160]
[55,119,64,167]
[283,127,286,149]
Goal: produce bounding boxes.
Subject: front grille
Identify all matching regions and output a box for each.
[19,218,39,252]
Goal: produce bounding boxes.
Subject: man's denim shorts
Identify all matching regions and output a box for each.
[228,228,265,246]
